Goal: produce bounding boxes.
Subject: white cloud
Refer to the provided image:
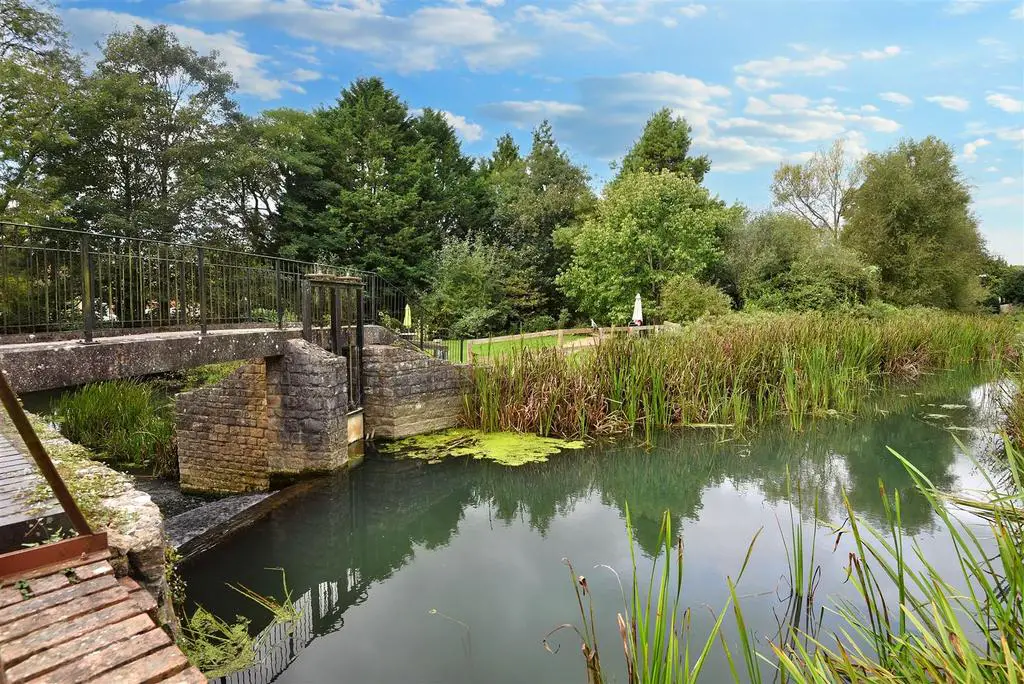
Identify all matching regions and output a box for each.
[678,4,707,18]
[735,52,847,78]
[985,166,1000,172]
[768,93,810,109]
[879,91,913,107]
[438,110,484,142]
[515,6,606,41]
[171,0,538,73]
[1013,3,1024,19]
[986,93,1024,113]
[861,104,879,112]
[997,127,1024,142]
[860,45,901,60]
[692,134,785,172]
[962,137,991,162]
[925,95,970,111]
[479,99,585,127]
[716,116,845,143]
[735,76,780,92]
[945,0,988,15]
[1001,176,1018,184]
[744,97,781,115]
[64,9,300,99]
[290,68,322,82]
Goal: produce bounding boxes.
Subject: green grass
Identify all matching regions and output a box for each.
[557,440,1024,682]
[466,311,1019,439]
[442,333,589,363]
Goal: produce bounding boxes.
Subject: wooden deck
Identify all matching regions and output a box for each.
[0,549,205,683]
[0,433,65,554]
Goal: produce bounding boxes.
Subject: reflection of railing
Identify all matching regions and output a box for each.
[212,572,368,684]
[0,222,422,343]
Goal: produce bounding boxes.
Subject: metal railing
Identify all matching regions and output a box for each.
[0,222,424,343]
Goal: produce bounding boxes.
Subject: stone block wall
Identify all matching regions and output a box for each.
[177,362,270,493]
[363,345,470,439]
[265,340,350,476]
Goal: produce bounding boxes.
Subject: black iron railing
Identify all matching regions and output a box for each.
[0,222,425,344]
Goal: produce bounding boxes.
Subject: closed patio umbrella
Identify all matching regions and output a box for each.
[403,304,413,329]
[631,293,643,326]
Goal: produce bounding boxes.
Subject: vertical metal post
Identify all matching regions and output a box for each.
[356,285,364,407]
[178,247,187,326]
[301,278,312,342]
[419,316,424,350]
[197,247,207,335]
[369,279,377,325]
[275,259,284,329]
[80,234,94,344]
[330,286,342,355]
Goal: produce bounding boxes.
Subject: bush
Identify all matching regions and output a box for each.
[658,274,732,322]
[52,380,176,475]
[523,315,557,333]
[451,307,504,339]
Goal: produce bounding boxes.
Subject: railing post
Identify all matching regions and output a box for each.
[301,277,312,342]
[356,284,364,407]
[178,247,187,326]
[197,247,207,335]
[80,234,95,344]
[275,259,284,329]
[330,286,342,355]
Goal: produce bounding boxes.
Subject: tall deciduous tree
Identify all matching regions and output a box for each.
[620,108,710,183]
[557,171,735,322]
[770,138,859,239]
[0,0,79,221]
[842,136,985,310]
[60,25,237,241]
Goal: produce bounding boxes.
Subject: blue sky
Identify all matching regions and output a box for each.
[59,0,1023,262]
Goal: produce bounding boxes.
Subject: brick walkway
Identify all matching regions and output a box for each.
[0,549,205,683]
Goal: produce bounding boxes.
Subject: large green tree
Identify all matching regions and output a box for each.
[0,0,80,221]
[557,171,735,322]
[59,25,237,241]
[842,137,985,310]
[619,108,710,183]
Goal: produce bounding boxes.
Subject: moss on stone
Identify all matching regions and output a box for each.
[380,428,584,466]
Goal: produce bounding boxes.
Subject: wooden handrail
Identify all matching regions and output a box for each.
[0,369,92,536]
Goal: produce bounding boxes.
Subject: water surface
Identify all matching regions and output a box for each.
[183,373,1004,683]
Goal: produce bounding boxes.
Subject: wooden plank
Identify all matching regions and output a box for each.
[0,586,130,645]
[23,627,172,684]
[0,551,109,585]
[0,600,141,665]
[0,561,112,608]
[0,575,118,627]
[159,667,208,684]
[83,644,189,684]
[5,613,155,683]
[0,535,108,582]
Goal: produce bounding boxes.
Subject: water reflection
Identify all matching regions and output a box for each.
[183,371,1000,683]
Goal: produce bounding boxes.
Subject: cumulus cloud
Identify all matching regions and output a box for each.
[945,0,988,14]
[986,93,1024,113]
[768,93,810,109]
[925,95,970,111]
[479,99,586,127]
[879,91,913,107]
[64,8,300,99]
[861,104,879,112]
[1013,3,1024,18]
[171,0,538,73]
[735,52,847,78]
[438,110,485,142]
[860,45,901,60]
[678,4,707,18]
[290,68,322,82]
[735,76,781,92]
[962,137,991,162]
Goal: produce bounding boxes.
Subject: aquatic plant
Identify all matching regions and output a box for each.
[379,428,584,466]
[51,379,176,473]
[467,311,1017,439]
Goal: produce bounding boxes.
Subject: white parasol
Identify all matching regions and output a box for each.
[631,293,643,326]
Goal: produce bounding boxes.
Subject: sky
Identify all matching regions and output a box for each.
[57,0,1024,263]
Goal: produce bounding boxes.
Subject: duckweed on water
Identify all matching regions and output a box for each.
[380,429,584,466]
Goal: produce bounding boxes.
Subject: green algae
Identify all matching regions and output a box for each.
[380,429,584,466]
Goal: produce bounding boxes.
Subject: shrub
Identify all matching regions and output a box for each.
[658,274,732,322]
[52,380,176,474]
[523,315,557,333]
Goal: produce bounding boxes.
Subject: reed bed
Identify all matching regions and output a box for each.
[466,311,1018,439]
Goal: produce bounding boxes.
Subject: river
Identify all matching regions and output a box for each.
[182,371,1006,683]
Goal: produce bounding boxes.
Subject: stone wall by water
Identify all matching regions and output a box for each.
[362,344,469,439]
[176,340,352,494]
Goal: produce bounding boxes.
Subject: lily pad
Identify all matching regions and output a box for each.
[379,428,585,466]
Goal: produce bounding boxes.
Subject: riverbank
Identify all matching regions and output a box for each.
[466,310,1019,438]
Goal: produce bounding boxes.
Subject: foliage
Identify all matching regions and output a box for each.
[843,136,986,311]
[770,138,859,239]
[557,171,736,322]
[423,237,512,337]
[181,362,245,390]
[999,266,1024,306]
[730,212,877,311]
[466,310,1017,439]
[51,380,176,473]
[379,428,584,466]
[619,108,711,183]
[658,273,732,322]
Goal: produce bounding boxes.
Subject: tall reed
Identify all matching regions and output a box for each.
[466,311,1017,439]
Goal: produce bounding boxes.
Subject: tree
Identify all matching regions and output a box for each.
[423,237,511,337]
[659,274,732,322]
[556,171,735,322]
[60,25,238,241]
[770,138,859,239]
[620,108,710,183]
[0,0,80,221]
[842,137,986,310]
